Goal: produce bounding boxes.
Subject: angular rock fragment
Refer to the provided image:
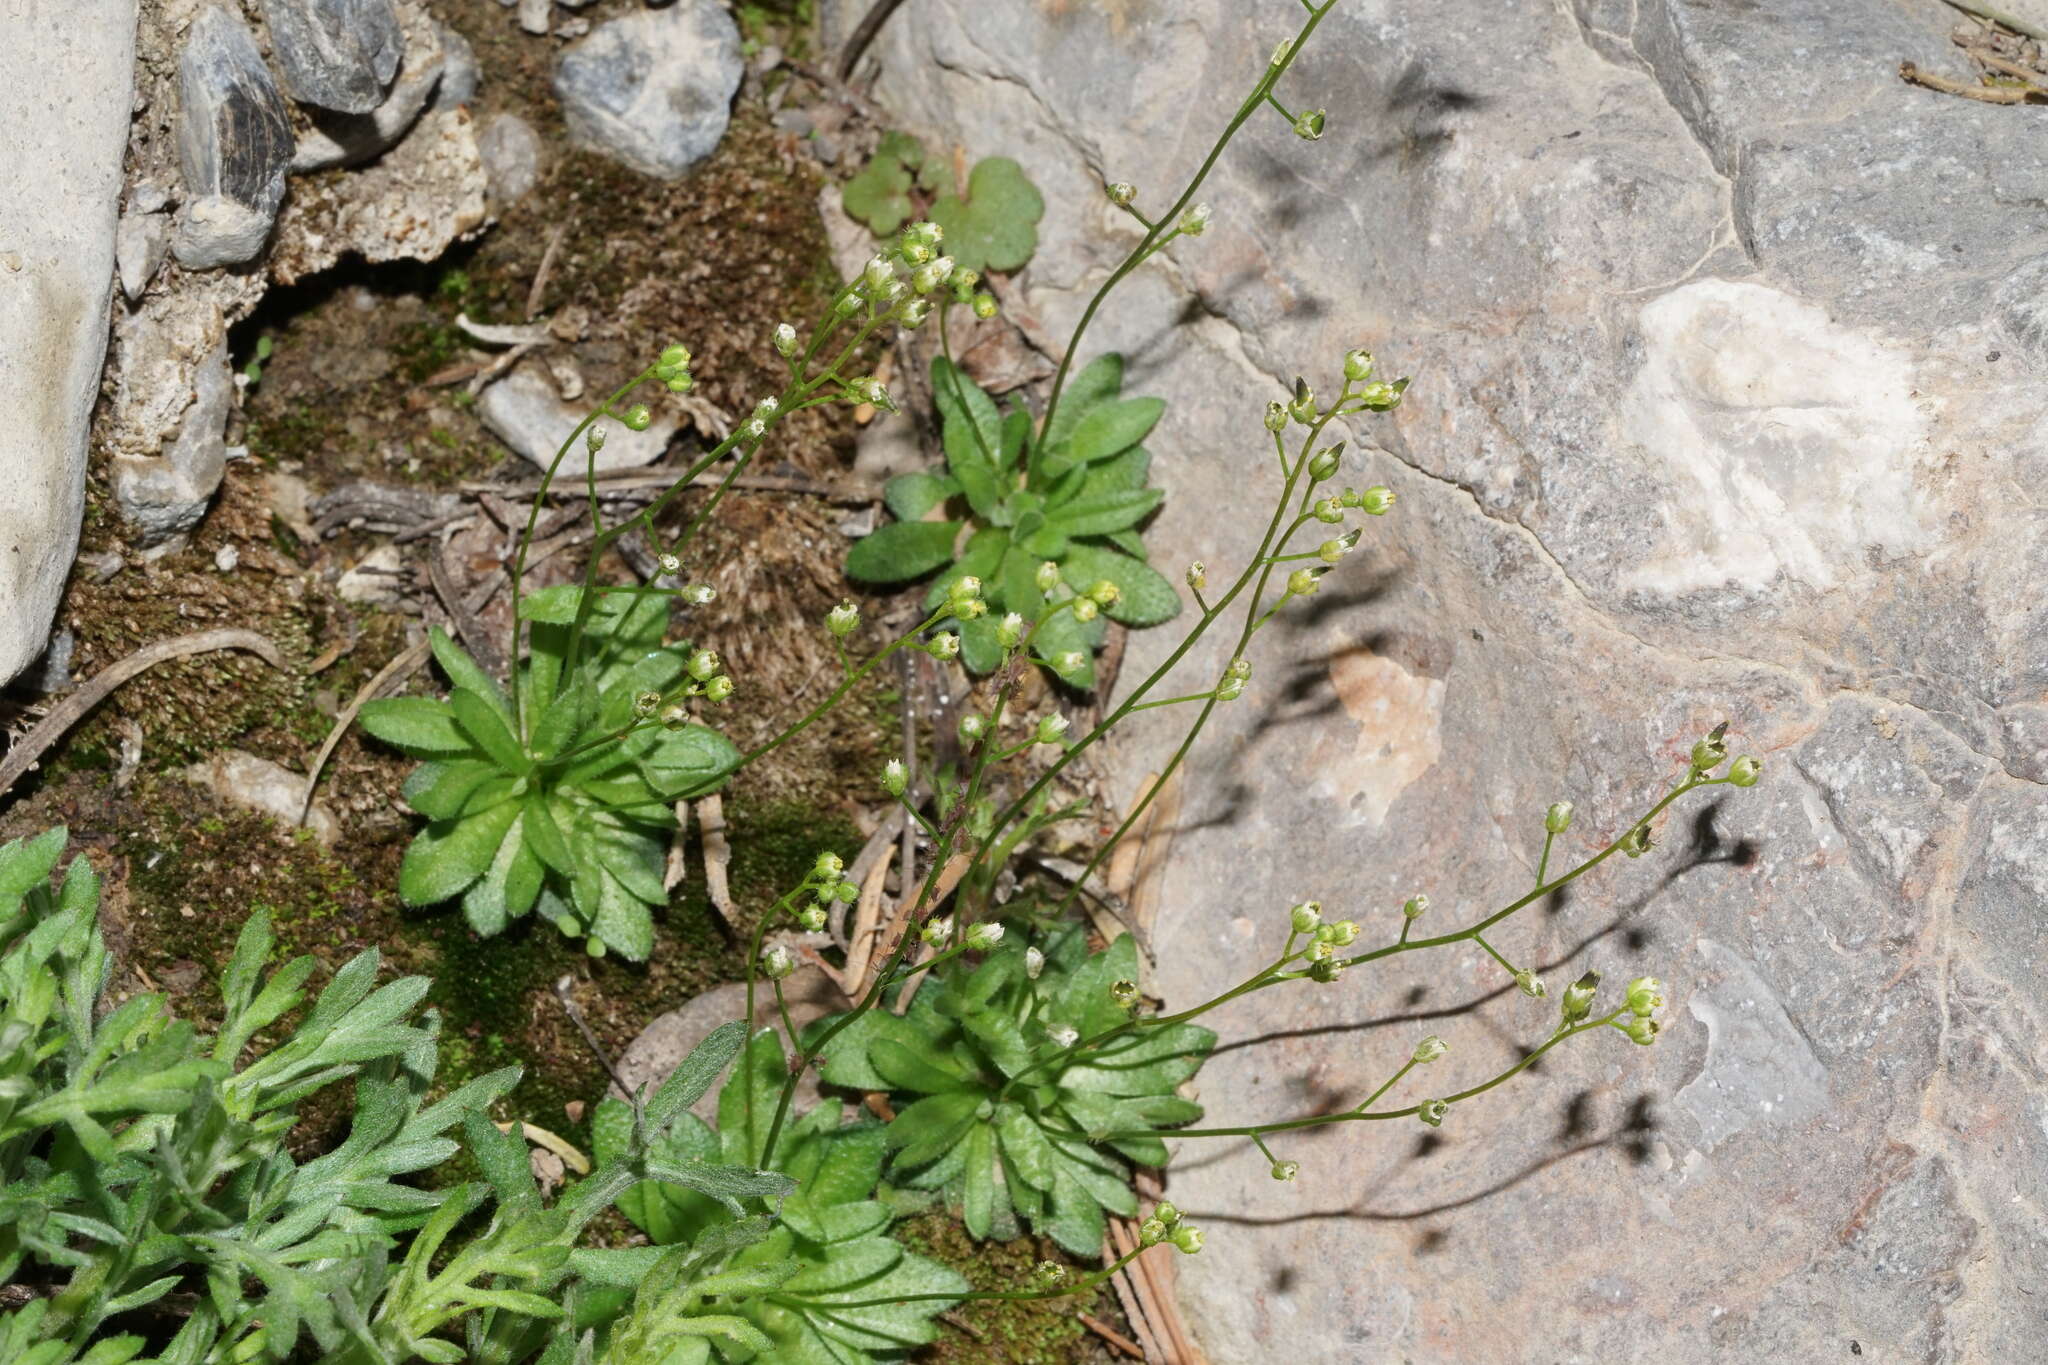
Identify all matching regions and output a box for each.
[289,1,445,171]
[173,6,293,268]
[261,0,404,114]
[553,0,743,179]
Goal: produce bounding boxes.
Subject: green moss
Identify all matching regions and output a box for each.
[892,1212,1119,1363]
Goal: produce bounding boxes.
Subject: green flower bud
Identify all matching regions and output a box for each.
[1139,1217,1169,1246]
[1620,824,1653,858]
[1110,979,1140,1009]
[882,758,907,797]
[1293,109,1327,141]
[1325,919,1359,946]
[1318,535,1358,565]
[1035,1260,1069,1286]
[1170,1224,1205,1255]
[702,675,734,704]
[1271,1160,1300,1181]
[863,255,895,291]
[1086,580,1119,607]
[1226,657,1252,681]
[622,404,653,432]
[1545,801,1574,834]
[773,323,798,357]
[1053,650,1086,674]
[836,879,859,903]
[1729,755,1763,787]
[587,424,608,454]
[1186,561,1207,591]
[928,633,961,660]
[666,374,693,394]
[972,292,999,320]
[1360,486,1397,515]
[956,597,988,619]
[921,916,953,947]
[657,552,682,575]
[948,575,983,603]
[1288,377,1317,424]
[1617,1015,1661,1046]
[1313,497,1344,524]
[1625,977,1664,1017]
[1106,181,1136,206]
[1290,901,1323,933]
[1216,675,1246,701]
[1343,349,1375,383]
[687,648,719,682]
[761,944,795,980]
[1264,401,1289,433]
[1413,1035,1448,1064]
[1402,894,1429,921]
[995,612,1026,648]
[958,713,988,744]
[1153,1202,1181,1227]
[1309,957,1345,983]
[659,343,691,369]
[1287,567,1323,597]
[834,293,862,319]
[659,704,689,730]
[634,690,662,716]
[1514,970,1547,1000]
[1417,1098,1449,1127]
[1358,380,1404,410]
[680,583,716,606]
[1025,946,1045,979]
[965,922,1005,951]
[1035,560,1060,592]
[1308,442,1345,481]
[814,852,845,880]
[1559,970,1600,1025]
[827,601,859,637]
[1036,714,1070,745]
[1179,202,1211,236]
[797,905,828,933]
[1071,596,1099,623]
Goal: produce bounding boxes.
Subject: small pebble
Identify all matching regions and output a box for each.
[214,545,240,572]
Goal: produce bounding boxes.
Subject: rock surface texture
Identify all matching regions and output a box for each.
[840,0,2048,1359]
[173,5,293,269]
[261,0,403,114]
[0,0,138,684]
[553,0,743,179]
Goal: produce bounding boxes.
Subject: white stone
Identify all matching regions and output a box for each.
[477,360,681,472]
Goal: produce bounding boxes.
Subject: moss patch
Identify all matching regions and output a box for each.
[893,1212,1125,1364]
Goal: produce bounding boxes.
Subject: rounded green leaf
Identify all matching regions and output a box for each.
[1061,544,1182,627]
[928,157,1044,274]
[845,520,963,584]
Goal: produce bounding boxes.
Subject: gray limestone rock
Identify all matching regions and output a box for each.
[477,359,680,472]
[115,208,171,302]
[0,0,137,684]
[479,112,543,206]
[173,5,292,268]
[430,21,479,111]
[839,0,2048,1357]
[111,338,234,545]
[553,1,742,179]
[261,0,404,114]
[288,1,445,171]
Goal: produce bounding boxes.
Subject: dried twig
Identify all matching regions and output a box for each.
[837,0,908,80]
[527,222,572,321]
[1900,59,2042,101]
[468,468,883,504]
[1078,1311,1146,1361]
[297,639,431,826]
[699,793,734,933]
[1,629,284,800]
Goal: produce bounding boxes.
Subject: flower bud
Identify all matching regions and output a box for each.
[972,292,999,320]
[660,344,691,370]
[1313,497,1344,524]
[773,323,798,357]
[622,404,653,432]
[1071,597,1099,624]
[1617,1015,1661,1046]
[702,675,734,704]
[1110,979,1140,1009]
[1054,650,1085,674]
[1290,901,1323,934]
[1417,1098,1449,1128]
[948,575,983,603]
[836,880,858,903]
[1153,1201,1181,1227]
[587,425,608,454]
[1625,977,1664,1017]
[680,583,716,606]
[928,633,961,660]
[797,905,828,933]
[965,922,1005,951]
[660,704,689,730]
[1025,946,1045,979]
[1264,401,1289,433]
[1036,714,1070,745]
[864,255,895,291]
[1560,970,1600,1025]
[1186,561,1207,591]
[1308,443,1344,481]
[834,294,862,319]
[657,552,682,576]
[1139,1217,1168,1246]
[634,690,662,716]
[1034,560,1060,593]
[687,648,719,682]
[1545,801,1574,834]
[1271,1160,1300,1181]
[1048,1024,1079,1048]
[827,601,860,637]
[1620,824,1653,858]
[1360,486,1396,516]
[1514,970,1547,1000]
[741,417,766,441]
[1106,181,1136,207]
[1287,567,1323,597]
[1035,1260,1069,1286]
[1216,675,1246,702]
[1288,377,1317,424]
[1358,380,1404,410]
[1343,349,1375,383]
[921,916,953,947]
[1317,537,1355,566]
[1729,755,1763,787]
[1412,1035,1448,1064]
[882,758,907,797]
[814,852,845,880]
[761,944,795,980]
[995,612,1026,648]
[1179,203,1211,236]
[1690,735,1728,774]
[1293,109,1327,140]
[1309,957,1345,983]
[1402,894,1429,921]
[1084,580,1119,607]
[1170,1224,1205,1255]
[959,713,988,744]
